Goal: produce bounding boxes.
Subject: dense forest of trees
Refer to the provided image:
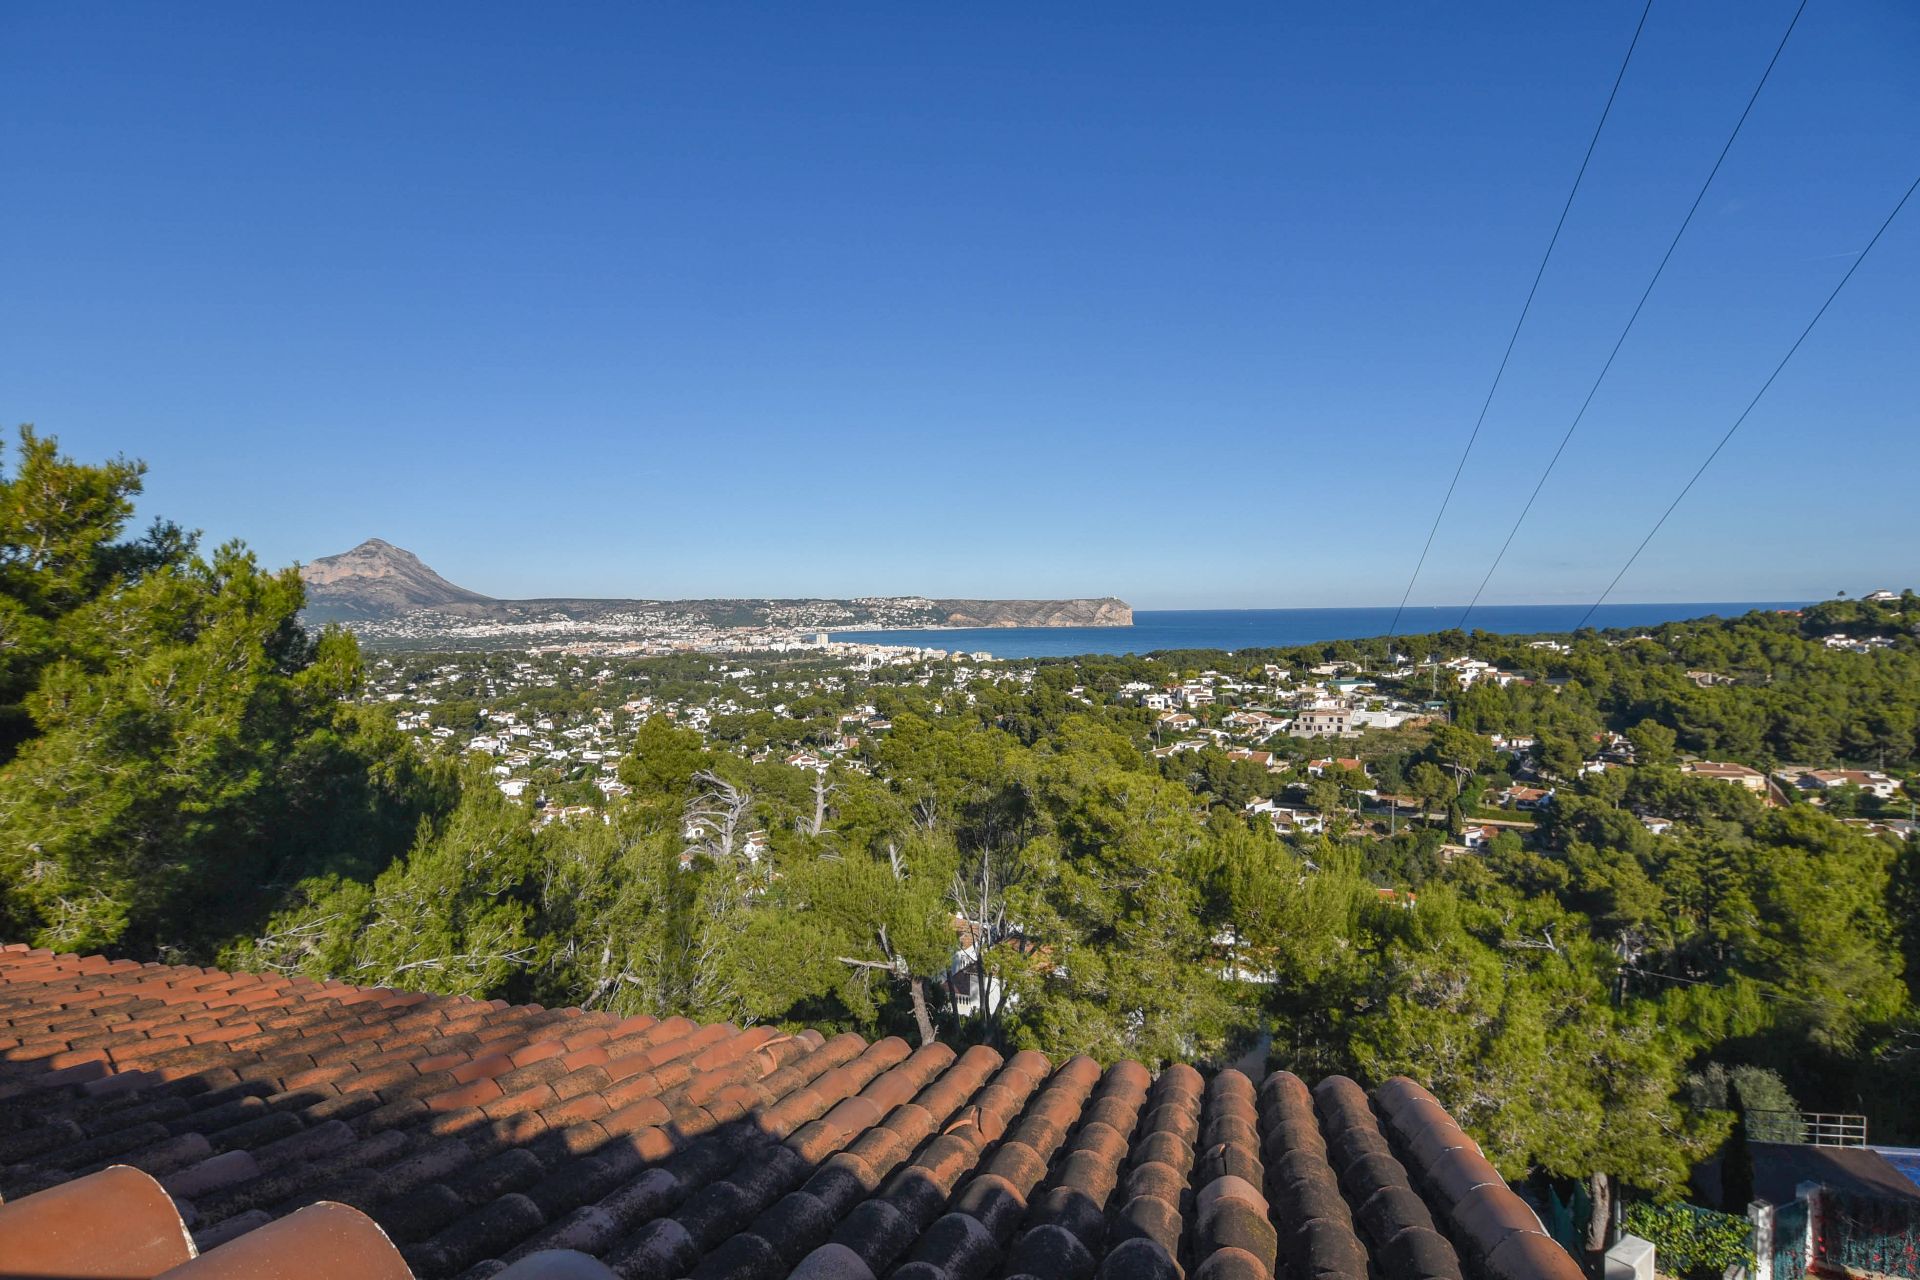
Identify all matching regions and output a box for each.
[4,429,1917,1239]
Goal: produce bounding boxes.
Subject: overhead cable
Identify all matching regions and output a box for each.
[1385,0,1657,637]
[1577,171,1918,629]
[1456,0,1809,628]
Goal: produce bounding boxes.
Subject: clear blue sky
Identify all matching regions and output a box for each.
[3,2,1915,608]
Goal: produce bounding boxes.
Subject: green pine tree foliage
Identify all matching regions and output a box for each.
[1341,880,1722,1200]
[526,815,709,1019]
[0,428,444,955]
[0,428,174,760]
[999,717,1237,1067]
[226,766,540,997]
[726,832,956,1036]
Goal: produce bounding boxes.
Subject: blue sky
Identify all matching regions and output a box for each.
[2,2,1915,608]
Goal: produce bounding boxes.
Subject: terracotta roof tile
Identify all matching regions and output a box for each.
[0,1163,195,1276]
[0,949,1584,1280]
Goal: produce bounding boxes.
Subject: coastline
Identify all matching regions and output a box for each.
[829,599,1792,631]
[827,601,1809,660]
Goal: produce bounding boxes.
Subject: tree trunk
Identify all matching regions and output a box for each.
[976,948,996,1042]
[1585,1171,1611,1278]
[908,976,935,1047]
[810,774,829,837]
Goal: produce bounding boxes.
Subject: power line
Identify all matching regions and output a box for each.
[1578,170,1918,629]
[1618,966,1797,1003]
[1456,0,1809,630]
[1386,0,1656,638]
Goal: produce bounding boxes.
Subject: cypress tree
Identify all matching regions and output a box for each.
[1723,1081,1755,1213]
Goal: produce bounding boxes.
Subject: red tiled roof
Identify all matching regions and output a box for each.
[0,944,1582,1280]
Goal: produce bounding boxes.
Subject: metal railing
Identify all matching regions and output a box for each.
[1748,1109,1868,1147]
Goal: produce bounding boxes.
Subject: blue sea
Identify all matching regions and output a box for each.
[830,602,1806,659]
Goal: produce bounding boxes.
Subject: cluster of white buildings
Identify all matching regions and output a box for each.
[364,647,1042,814]
[1821,633,1896,654]
[1775,766,1902,801]
[1133,665,1432,758]
[468,705,633,803]
[345,595,960,650]
[1419,655,1529,688]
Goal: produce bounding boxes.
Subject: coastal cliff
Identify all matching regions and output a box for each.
[934,598,1133,628]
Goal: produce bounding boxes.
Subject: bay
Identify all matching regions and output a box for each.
[829,602,1807,659]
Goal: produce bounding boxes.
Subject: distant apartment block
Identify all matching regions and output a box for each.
[1292,702,1356,738]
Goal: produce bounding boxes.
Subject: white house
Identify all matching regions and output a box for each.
[1803,769,1901,800]
[942,916,1023,1020]
[1293,704,1355,739]
[1681,760,1768,793]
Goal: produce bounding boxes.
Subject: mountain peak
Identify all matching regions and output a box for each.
[300,539,493,620]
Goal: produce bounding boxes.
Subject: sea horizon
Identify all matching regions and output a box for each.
[829,600,1811,659]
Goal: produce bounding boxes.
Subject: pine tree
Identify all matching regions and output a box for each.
[0,429,438,955]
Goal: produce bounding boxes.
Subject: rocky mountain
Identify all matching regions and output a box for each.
[934,598,1132,628]
[300,539,495,620]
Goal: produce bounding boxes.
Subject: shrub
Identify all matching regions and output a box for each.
[1683,1063,1803,1142]
[1623,1201,1755,1279]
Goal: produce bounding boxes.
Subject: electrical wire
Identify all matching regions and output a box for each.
[1577,171,1919,629]
[1386,0,1657,638]
[1456,0,1810,630]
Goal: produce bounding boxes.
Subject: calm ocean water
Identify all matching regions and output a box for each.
[830,602,1806,659]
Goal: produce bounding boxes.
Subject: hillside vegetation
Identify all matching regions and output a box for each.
[4,428,1917,1220]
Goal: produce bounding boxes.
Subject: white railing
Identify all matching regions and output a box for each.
[1748,1109,1867,1147]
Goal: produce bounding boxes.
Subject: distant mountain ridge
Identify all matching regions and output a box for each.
[298,540,1131,635]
